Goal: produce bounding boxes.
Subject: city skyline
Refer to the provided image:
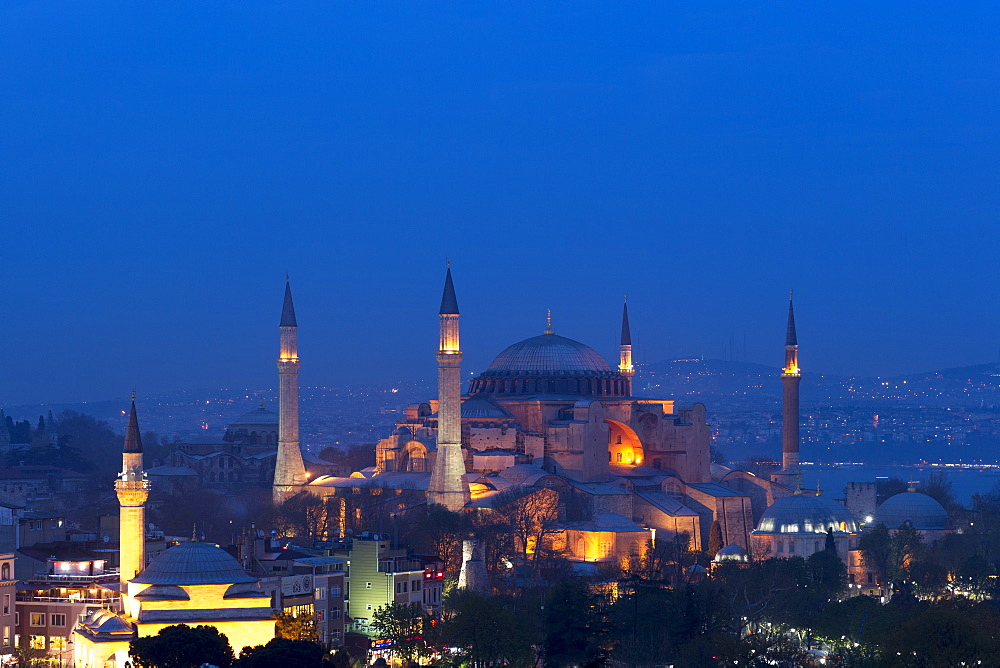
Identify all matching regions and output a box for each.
[2,3,998,404]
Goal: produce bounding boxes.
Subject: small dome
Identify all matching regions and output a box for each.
[231,406,278,426]
[714,544,749,563]
[874,491,949,530]
[132,540,259,586]
[756,494,858,535]
[487,334,612,373]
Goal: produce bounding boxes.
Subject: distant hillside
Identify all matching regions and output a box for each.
[636,358,840,405]
[636,359,1000,409]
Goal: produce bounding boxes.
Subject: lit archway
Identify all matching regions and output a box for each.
[398,440,428,472]
[604,420,644,466]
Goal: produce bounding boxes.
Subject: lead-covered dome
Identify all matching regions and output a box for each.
[488,334,612,373]
[756,494,858,535]
[131,540,259,586]
[232,406,278,425]
[469,330,629,397]
[874,491,949,530]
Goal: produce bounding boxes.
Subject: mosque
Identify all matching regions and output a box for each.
[288,270,813,558]
[73,402,275,668]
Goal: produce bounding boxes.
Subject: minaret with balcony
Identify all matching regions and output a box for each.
[427,267,470,511]
[116,397,150,592]
[274,277,307,503]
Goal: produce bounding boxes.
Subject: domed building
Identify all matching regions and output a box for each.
[74,403,275,668]
[751,492,860,560]
[307,273,756,555]
[224,401,280,446]
[874,489,952,542]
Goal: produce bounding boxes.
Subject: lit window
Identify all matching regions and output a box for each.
[29,613,45,627]
[30,635,45,650]
[50,635,67,650]
[365,582,371,589]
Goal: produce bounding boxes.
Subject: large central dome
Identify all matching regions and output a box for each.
[488,333,612,373]
[469,330,629,398]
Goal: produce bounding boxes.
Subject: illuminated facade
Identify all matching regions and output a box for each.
[73,402,276,668]
[308,270,757,553]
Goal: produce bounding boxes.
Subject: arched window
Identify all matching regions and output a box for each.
[616,452,622,463]
[1,563,9,580]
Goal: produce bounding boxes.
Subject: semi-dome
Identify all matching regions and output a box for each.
[487,334,612,373]
[756,494,858,535]
[874,491,949,530]
[468,330,629,398]
[131,539,259,586]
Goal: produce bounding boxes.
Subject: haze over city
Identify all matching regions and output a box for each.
[2,3,998,405]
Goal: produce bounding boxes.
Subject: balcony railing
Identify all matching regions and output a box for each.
[31,572,119,583]
[377,560,426,574]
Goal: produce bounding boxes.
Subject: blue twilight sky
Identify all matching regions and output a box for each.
[1,2,998,404]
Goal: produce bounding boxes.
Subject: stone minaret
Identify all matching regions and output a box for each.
[116,397,150,592]
[273,278,307,504]
[427,267,469,511]
[619,296,634,396]
[0,408,9,451]
[773,291,802,489]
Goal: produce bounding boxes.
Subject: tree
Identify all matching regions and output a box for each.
[806,549,848,599]
[275,610,320,642]
[859,524,893,586]
[443,590,534,667]
[12,635,49,667]
[824,527,837,553]
[543,581,597,667]
[370,602,429,663]
[494,488,561,569]
[707,520,724,557]
[415,504,469,574]
[130,624,235,668]
[236,638,328,668]
[920,470,956,512]
[881,604,1000,667]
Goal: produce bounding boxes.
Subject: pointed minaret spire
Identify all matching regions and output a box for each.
[280,278,297,328]
[274,277,307,503]
[439,267,459,315]
[428,266,470,511]
[785,289,797,346]
[124,398,142,453]
[618,296,634,396]
[620,295,631,346]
